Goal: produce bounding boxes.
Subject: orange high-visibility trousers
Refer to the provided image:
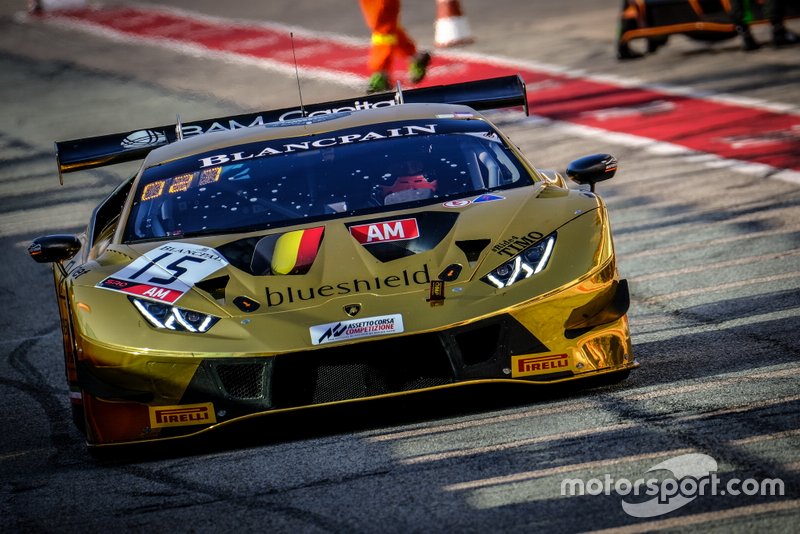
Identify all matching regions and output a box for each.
[359,0,418,73]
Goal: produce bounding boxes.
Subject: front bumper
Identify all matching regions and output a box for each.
[78,272,636,446]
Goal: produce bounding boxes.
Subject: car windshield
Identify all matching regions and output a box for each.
[123,118,534,242]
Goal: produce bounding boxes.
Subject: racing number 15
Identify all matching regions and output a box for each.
[128,252,205,285]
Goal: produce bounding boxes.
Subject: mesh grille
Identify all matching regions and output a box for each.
[272,333,454,408]
[313,363,384,404]
[215,363,266,399]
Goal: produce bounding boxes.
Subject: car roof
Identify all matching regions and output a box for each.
[142,103,484,169]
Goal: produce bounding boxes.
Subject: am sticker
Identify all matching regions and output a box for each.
[96,242,228,304]
[350,218,419,244]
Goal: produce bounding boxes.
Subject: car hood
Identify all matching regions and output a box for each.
[75,184,605,352]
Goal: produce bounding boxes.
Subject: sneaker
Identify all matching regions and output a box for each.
[616,43,644,60]
[646,36,668,54]
[736,26,760,51]
[366,72,391,94]
[409,51,431,84]
[772,25,800,47]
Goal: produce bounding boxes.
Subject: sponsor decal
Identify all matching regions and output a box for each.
[271,227,325,275]
[149,402,217,428]
[603,156,618,174]
[69,265,91,280]
[97,242,228,304]
[443,199,471,208]
[177,101,391,138]
[268,112,352,127]
[121,129,167,150]
[276,99,395,123]
[428,280,445,306]
[472,194,505,203]
[265,264,430,308]
[350,218,420,244]
[198,124,437,168]
[311,313,404,345]
[492,231,545,257]
[512,353,570,377]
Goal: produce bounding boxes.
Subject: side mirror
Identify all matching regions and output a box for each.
[566,154,617,192]
[28,234,82,264]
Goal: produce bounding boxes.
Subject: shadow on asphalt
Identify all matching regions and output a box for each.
[85,375,629,464]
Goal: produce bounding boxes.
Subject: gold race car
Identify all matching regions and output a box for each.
[29,76,636,448]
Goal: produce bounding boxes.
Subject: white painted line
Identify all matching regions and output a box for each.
[366,364,800,444]
[624,366,800,401]
[402,423,637,465]
[38,14,366,88]
[367,400,597,443]
[674,394,800,423]
[508,115,800,187]
[443,448,695,491]
[728,428,800,446]
[443,425,800,493]
[631,249,800,282]
[399,386,800,467]
[24,5,800,186]
[626,226,800,260]
[635,307,800,343]
[643,274,800,305]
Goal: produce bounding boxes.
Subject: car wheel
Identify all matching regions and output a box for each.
[71,402,86,435]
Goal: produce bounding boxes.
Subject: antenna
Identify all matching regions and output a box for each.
[394,80,405,104]
[175,114,184,140]
[290,32,306,118]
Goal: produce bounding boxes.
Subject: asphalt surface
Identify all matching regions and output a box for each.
[0,0,798,532]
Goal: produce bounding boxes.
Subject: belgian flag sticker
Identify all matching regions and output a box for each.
[271,226,325,275]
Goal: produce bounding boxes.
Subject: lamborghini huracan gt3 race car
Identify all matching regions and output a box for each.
[29,76,636,447]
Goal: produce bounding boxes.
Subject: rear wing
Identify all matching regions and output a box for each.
[54,75,528,183]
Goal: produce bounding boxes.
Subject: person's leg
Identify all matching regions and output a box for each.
[766,0,799,46]
[393,26,430,84]
[360,0,398,91]
[617,0,644,60]
[729,0,760,50]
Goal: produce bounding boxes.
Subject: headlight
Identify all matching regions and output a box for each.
[129,297,220,333]
[482,233,556,288]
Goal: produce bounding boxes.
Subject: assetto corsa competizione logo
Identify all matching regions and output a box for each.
[310,314,404,345]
